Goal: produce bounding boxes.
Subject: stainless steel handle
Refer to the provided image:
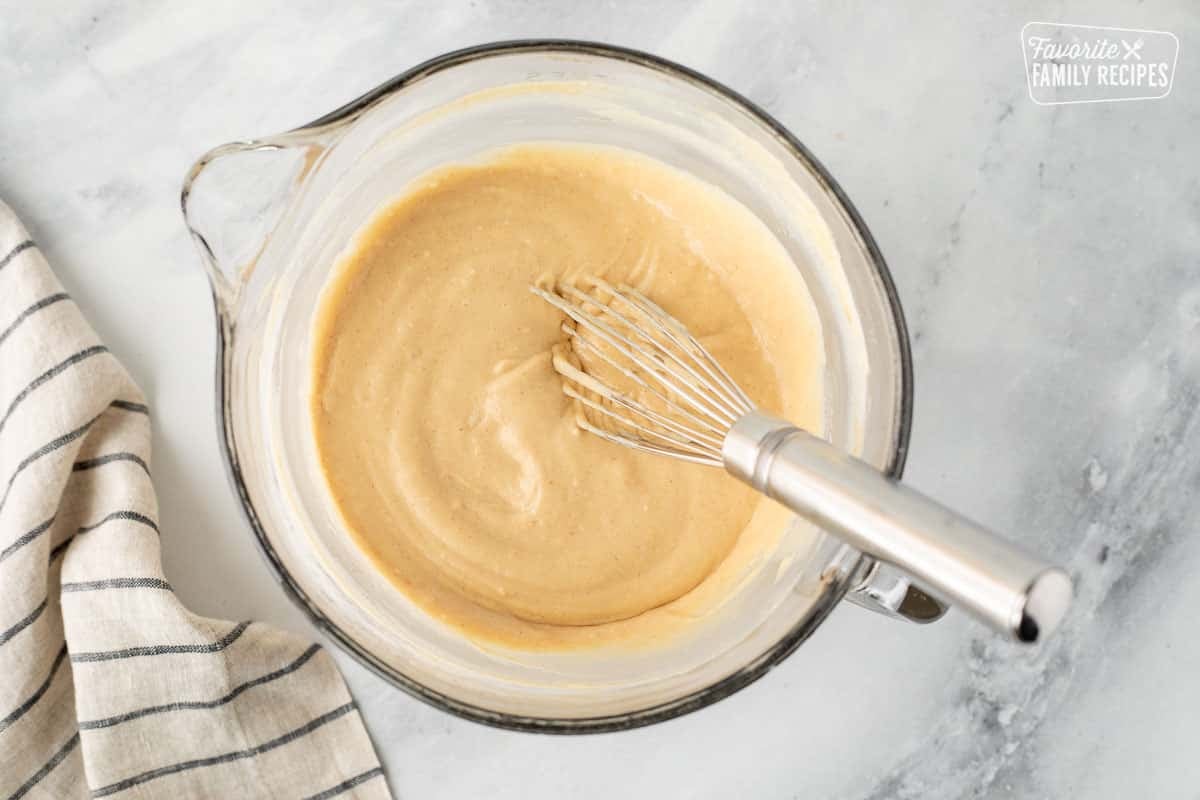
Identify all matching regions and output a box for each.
[846,561,947,624]
[723,411,1072,642]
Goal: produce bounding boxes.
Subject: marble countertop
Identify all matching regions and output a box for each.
[3,2,1197,797]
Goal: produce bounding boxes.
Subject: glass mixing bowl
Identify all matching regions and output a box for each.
[181,40,942,732]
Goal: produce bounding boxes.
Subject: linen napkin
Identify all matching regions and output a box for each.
[0,199,391,799]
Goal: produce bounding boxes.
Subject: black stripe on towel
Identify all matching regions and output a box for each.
[0,413,99,516]
[89,702,358,797]
[7,731,80,800]
[303,766,386,800]
[0,516,55,564]
[70,621,251,664]
[62,577,172,593]
[76,510,158,536]
[0,345,110,436]
[0,597,47,648]
[79,644,321,730]
[0,239,35,272]
[0,644,68,733]
[73,452,150,476]
[111,399,149,414]
[0,292,69,349]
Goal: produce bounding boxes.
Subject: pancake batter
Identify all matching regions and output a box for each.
[310,143,824,650]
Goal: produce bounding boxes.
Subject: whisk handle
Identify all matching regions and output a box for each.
[723,412,1071,643]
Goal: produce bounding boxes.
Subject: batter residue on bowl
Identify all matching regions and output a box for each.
[310,143,824,650]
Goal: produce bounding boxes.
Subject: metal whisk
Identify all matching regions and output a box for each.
[533,278,1072,643]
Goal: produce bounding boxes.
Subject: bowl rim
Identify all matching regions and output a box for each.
[204,38,914,734]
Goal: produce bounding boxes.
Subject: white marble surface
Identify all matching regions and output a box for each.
[3,2,1198,797]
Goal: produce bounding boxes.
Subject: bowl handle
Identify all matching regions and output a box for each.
[180,136,327,312]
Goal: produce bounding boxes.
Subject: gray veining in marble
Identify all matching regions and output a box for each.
[2,1,1197,797]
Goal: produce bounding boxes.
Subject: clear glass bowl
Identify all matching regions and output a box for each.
[181,40,936,733]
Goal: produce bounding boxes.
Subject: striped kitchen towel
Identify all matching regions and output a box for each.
[0,199,391,799]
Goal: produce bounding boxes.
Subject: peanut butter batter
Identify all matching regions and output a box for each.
[310,143,824,650]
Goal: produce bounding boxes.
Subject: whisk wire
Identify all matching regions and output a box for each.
[614,283,756,413]
[564,326,728,440]
[574,415,723,466]
[532,280,760,465]
[532,287,737,431]
[551,285,740,428]
[561,283,748,423]
[553,356,726,450]
[562,384,723,463]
